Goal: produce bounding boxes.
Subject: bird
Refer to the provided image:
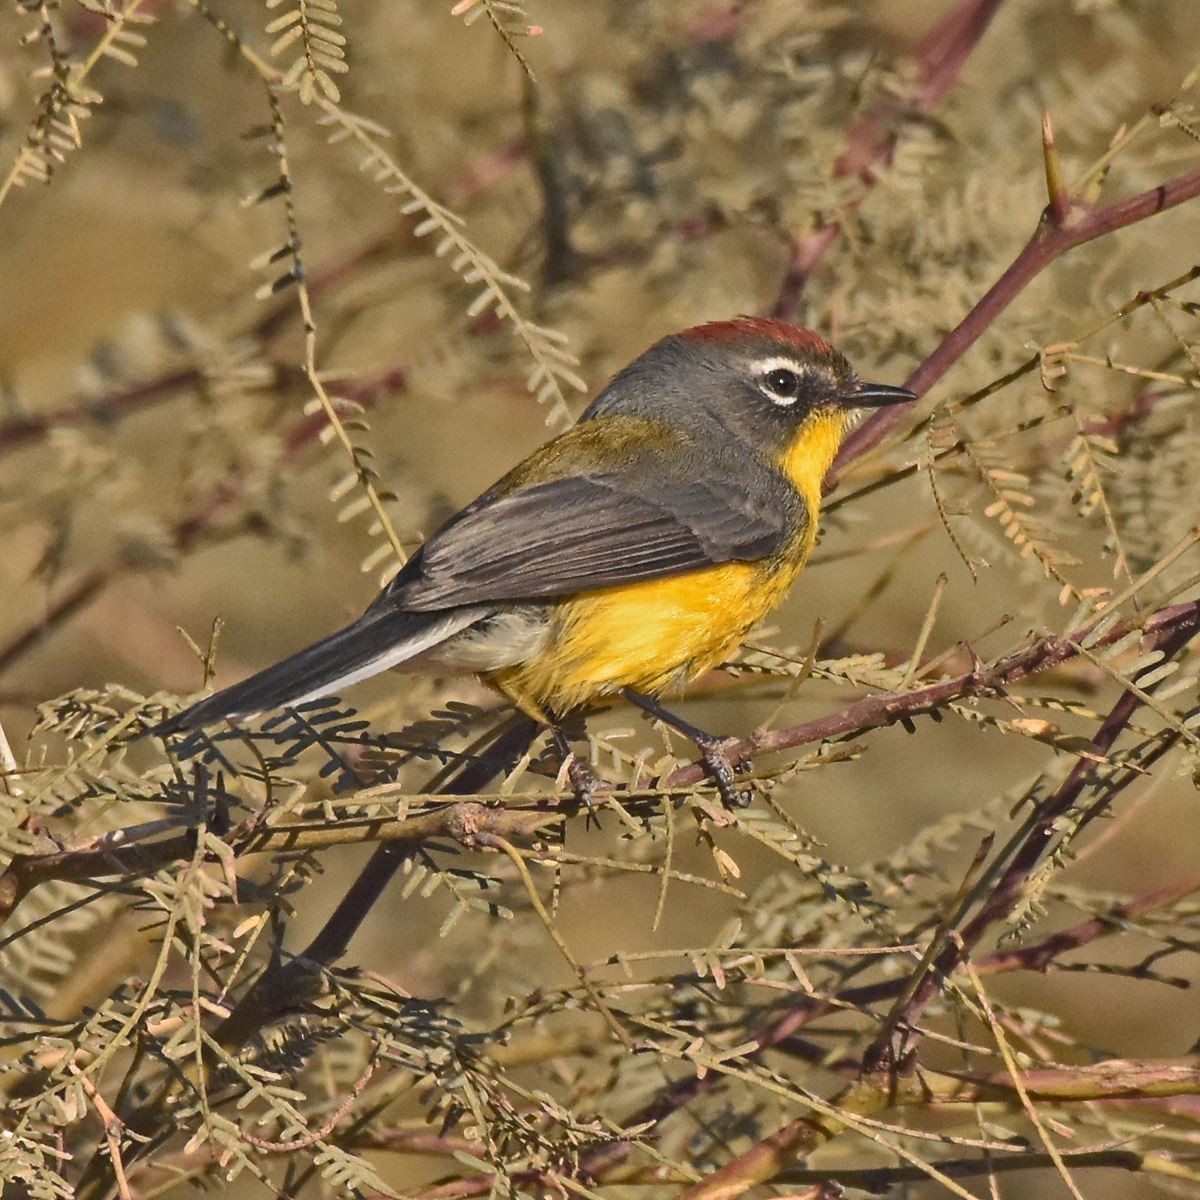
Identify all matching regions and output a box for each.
[156,317,913,806]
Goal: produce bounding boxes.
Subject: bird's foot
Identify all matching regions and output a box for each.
[565,754,601,819]
[619,689,754,811]
[548,721,603,827]
[693,733,753,810]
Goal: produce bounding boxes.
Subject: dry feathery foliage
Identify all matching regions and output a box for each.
[2,2,1200,1199]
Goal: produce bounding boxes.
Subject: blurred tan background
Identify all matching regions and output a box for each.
[2,1,1200,1195]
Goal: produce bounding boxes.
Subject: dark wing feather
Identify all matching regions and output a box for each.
[393,472,790,612]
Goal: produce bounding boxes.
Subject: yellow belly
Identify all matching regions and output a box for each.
[488,547,809,718]
[487,409,845,719]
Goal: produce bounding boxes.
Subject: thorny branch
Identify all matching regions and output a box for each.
[656,600,1200,791]
[656,624,1200,1200]
[2,600,1194,923]
[835,135,1200,471]
[772,0,1007,317]
[5,0,1200,1197]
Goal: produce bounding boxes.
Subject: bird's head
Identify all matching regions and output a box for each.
[583,316,914,500]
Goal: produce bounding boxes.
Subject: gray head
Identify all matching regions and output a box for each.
[582,316,912,463]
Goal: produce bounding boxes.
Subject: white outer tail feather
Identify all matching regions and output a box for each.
[284,609,478,708]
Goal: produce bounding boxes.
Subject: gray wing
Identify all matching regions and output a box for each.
[390,472,792,612]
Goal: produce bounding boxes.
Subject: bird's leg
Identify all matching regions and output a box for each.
[547,716,601,824]
[621,689,751,809]
[492,680,601,820]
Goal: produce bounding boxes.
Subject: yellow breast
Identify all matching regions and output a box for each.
[489,545,809,718]
[488,409,849,719]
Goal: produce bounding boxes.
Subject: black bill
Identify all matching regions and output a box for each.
[848,381,917,408]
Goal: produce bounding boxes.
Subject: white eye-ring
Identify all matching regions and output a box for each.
[754,356,806,406]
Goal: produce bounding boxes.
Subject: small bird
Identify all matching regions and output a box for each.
[157,317,913,804]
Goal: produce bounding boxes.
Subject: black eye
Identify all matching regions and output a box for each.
[761,367,803,403]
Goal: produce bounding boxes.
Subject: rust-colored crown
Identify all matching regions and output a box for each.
[678,316,834,356]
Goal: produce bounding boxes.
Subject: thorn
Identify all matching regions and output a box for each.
[963,639,982,676]
[1042,111,1071,224]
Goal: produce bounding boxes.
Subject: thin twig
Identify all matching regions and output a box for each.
[960,948,1086,1200]
[772,0,1008,316]
[73,1072,136,1200]
[480,833,633,1049]
[865,614,1200,1071]
[235,1060,376,1152]
[834,161,1200,475]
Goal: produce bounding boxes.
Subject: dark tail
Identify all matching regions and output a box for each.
[153,607,472,736]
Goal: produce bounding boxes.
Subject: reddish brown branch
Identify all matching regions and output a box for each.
[0,364,407,677]
[0,370,201,458]
[0,227,407,463]
[772,0,1006,317]
[4,602,1194,925]
[977,872,1200,974]
[767,864,1200,1062]
[0,147,507,466]
[657,599,1200,792]
[865,613,1200,1072]
[0,568,118,680]
[834,162,1200,473]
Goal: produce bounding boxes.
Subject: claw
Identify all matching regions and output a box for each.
[620,689,755,811]
[566,754,602,826]
[695,735,752,810]
[548,721,603,828]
